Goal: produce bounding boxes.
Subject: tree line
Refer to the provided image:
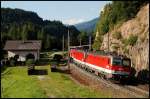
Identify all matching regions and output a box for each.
[1,8,83,51]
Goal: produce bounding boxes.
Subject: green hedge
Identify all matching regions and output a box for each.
[26,59,35,66]
[9,58,15,66]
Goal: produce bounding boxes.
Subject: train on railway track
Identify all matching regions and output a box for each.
[69,47,131,81]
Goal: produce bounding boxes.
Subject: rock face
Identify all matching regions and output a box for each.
[99,4,149,75]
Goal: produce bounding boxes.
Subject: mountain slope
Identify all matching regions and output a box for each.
[1,8,80,50]
[74,17,99,35]
[95,2,149,77]
[1,8,43,25]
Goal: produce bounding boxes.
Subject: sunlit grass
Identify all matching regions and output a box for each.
[36,66,111,98]
[1,66,112,98]
[1,67,47,98]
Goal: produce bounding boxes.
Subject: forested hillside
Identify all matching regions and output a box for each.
[1,8,80,50]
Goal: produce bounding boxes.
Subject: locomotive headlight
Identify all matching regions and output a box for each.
[118,68,123,71]
[106,65,109,69]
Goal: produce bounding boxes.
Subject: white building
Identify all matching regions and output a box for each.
[4,40,41,61]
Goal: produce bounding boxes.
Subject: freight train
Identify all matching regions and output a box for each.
[69,48,131,81]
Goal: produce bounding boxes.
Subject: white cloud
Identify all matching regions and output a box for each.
[63,18,85,25]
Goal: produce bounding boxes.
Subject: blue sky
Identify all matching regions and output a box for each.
[1,1,111,25]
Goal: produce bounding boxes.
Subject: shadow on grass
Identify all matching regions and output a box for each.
[28,69,48,75]
[51,67,70,74]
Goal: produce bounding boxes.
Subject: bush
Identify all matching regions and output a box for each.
[26,59,35,66]
[121,38,128,46]
[14,55,19,61]
[1,65,7,73]
[112,31,122,40]
[35,60,40,65]
[63,52,68,58]
[92,36,103,50]
[9,58,15,66]
[122,34,138,46]
[112,45,119,50]
[14,55,20,65]
[40,53,49,58]
[124,48,129,54]
[128,34,138,46]
[53,54,63,62]
[26,54,35,60]
[100,21,109,34]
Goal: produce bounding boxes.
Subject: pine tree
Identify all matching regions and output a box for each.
[37,28,44,40]
[22,24,28,41]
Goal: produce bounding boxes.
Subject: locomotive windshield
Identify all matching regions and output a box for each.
[112,57,131,67]
[112,57,122,66]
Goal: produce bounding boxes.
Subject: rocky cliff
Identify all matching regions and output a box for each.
[99,4,149,75]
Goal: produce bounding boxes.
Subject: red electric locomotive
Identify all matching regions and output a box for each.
[69,48,131,81]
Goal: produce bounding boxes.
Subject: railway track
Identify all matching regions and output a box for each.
[123,85,149,97]
[70,63,149,98]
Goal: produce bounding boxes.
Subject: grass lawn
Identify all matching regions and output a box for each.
[1,66,112,98]
[1,66,46,98]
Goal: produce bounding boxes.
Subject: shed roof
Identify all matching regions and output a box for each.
[4,40,41,50]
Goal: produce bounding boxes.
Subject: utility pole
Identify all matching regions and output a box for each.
[89,35,92,51]
[68,28,70,53]
[80,37,81,46]
[67,28,70,70]
[62,35,64,52]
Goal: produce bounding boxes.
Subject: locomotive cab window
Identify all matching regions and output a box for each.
[112,57,122,66]
[122,59,131,67]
